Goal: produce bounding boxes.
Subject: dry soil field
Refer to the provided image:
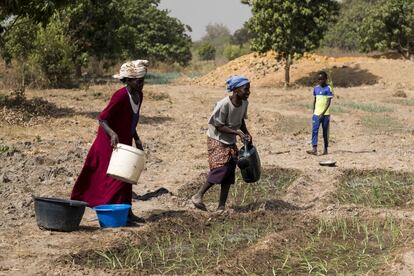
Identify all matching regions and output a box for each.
[1,56,414,275]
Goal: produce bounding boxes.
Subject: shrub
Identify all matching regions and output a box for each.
[223,44,243,61]
[197,42,216,61]
[30,16,75,87]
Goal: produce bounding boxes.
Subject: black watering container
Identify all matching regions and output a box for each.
[34,196,87,232]
[237,140,261,183]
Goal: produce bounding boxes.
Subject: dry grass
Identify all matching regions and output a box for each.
[291,101,348,113]
[361,115,403,133]
[389,98,414,106]
[343,102,393,113]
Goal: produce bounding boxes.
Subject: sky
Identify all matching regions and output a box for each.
[159,0,252,41]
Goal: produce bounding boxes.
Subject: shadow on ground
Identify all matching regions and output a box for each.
[78,225,101,232]
[295,65,379,87]
[0,95,173,125]
[74,111,173,125]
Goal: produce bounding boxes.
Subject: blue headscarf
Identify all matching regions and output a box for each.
[226,75,250,92]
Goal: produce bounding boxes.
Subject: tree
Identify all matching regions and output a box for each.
[197,23,235,60]
[62,0,192,76]
[1,0,193,86]
[1,17,39,87]
[200,23,232,55]
[360,0,414,59]
[202,23,232,45]
[1,17,38,65]
[0,0,70,46]
[1,13,75,88]
[323,0,379,51]
[248,0,339,86]
[117,0,192,66]
[31,14,75,87]
[198,42,216,61]
[63,0,124,76]
[231,22,254,47]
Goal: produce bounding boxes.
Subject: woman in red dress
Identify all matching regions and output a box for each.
[71,60,148,223]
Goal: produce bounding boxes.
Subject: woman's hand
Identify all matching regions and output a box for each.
[236,130,248,142]
[99,120,119,148]
[110,132,119,148]
[246,134,252,143]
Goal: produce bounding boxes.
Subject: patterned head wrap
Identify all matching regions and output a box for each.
[113,60,149,79]
[226,75,250,92]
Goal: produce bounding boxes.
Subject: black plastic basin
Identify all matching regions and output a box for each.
[34,197,87,232]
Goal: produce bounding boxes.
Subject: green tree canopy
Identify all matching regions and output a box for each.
[323,0,379,51]
[117,0,192,66]
[0,0,70,46]
[1,17,38,64]
[1,0,193,86]
[231,22,254,47]
[248,0,339,85]
[62,0,123,76]
[360,0,414,59]
[63,0,192,74]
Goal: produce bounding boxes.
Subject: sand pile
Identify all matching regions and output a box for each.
[191,51,348,87]
[192,51,413,88]
[192,51,284,88]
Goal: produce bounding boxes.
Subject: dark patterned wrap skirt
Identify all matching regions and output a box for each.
[207,137,238,185]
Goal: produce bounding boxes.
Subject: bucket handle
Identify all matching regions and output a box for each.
[243,136,252,150]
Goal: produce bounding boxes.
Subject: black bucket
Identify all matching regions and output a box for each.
[33,196,87,232]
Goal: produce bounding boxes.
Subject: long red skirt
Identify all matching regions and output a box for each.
[70,128,132,207]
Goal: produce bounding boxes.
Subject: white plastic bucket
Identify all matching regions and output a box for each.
[107,143,145,185]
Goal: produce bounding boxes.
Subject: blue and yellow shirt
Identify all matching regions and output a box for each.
[313,85,334,115]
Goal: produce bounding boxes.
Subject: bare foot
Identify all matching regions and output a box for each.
[191,195,207,211]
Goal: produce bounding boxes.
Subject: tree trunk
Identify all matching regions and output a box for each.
[284,54,291,88]
[75,63,82,78]
[21,62,25,88]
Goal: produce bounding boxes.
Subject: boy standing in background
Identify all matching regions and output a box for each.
[307,71,333,156]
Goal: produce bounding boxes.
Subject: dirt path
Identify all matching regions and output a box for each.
[1,78,414,274]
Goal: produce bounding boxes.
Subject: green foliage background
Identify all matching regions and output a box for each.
[1,0,192,87]
[359,0,414,59]
[1,0,413,88]
[323,0,414,59]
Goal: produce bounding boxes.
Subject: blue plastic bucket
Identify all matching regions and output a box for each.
[94,204,131,228]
